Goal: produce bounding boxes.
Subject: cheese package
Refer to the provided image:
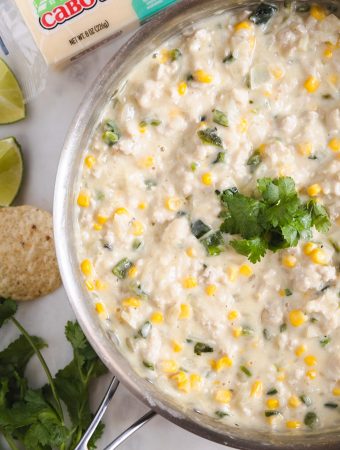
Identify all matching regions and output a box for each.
[11,0,179,67]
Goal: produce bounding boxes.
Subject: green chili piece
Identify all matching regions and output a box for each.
[240,365,252,377]
[213,109,229,127]
[194,342,214,355]
[304,412,319,429]
[112,258,133,279]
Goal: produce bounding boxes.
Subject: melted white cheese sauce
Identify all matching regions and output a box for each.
[76,3,340,431]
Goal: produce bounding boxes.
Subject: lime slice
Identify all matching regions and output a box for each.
[0,137,23,206]
[0,59,25,124]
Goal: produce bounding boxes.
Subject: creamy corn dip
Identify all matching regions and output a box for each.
[76,2,340,431]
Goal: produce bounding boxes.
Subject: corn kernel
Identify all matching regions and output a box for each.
[179,303,190,319]
[140,156,155,168]
[303,242,317,256]
[85,155,96,169]
[239,118,248,133]
[289,310,306,327]
[251,380,263,397]
[332,387,340,396]
[297,142,312,157]
[194,69,213,84]
[199,121,207,129]
[139,124,147,134]
[310,4,326,20]
[304,355,317,366]
[267,398,280,409]
[85,280,94,291]
[93,223,102,231]
[205,284,217,296]
[306,370,317,380]
[228,310,239,321]
[267,416,277,426]
[186,247,195,258]
[171,371,187,383]
[258,144,267,155]
[295,345,306,357]
[159,49,170,64]
[151,311,164,324]
[80,259,92,276]
[190,373,202,389]
[138,202,147,210]
[177,379,190,393]
[307,184,322,197]
[96,215,108,224]
[95,279,106,290]
[127,266,137,279]
[201,172,213,186]
[288,395,301,408]
[234,21,252,31]
[286,420,302,429]
[182,277,197,289]
[172,340,183,353]
[226,266,238,282]
[122,297,141,308]
[328,138,340,152]
[239,264,253,277]
[304,76,320,93]
[282,255,297,269]
[160,359,178,373]
[271,67,283,80]
[115,207,128,215]
[131,220,144,236]
[324,47,333,59]
[310,248,327,265]
[165,197,181,211]
[95,302,105,314]
[279,289,286,297]
[215,389,232,404]
[212,356,233,372]
[77,192,90,207]
[178,81,187,96]
[232,327,242,338]
[277,372,286,382]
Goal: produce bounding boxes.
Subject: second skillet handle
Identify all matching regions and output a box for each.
[103,410,157,450]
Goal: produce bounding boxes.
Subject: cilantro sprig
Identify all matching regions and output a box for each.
[219,177,331,263]
[0,298,107,450]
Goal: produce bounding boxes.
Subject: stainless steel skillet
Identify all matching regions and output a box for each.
[54,1,340,448]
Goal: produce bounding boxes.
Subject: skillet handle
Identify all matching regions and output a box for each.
[103,410,157,450]
[75,376,120,450]
[75,375,157,450]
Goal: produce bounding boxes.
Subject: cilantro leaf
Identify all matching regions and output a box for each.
[88,421,105,450]
[54,321,108,449]
[219,177,331,262]
[0,298,17,328]
[308,200,331,233]
[220,189,263,238]
[0,335,47,378]
[230,238,267,263]
[0,389,69,449]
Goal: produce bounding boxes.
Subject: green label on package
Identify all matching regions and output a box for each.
[132,0,177,20]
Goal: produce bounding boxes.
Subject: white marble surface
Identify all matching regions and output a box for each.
[0,30,229,450]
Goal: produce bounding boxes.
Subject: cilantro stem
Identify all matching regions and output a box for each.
[1,430,19,450]
[10,317,64,423]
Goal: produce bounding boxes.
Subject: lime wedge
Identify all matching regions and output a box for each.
[0,59,25,124]
[0,137,23,206]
